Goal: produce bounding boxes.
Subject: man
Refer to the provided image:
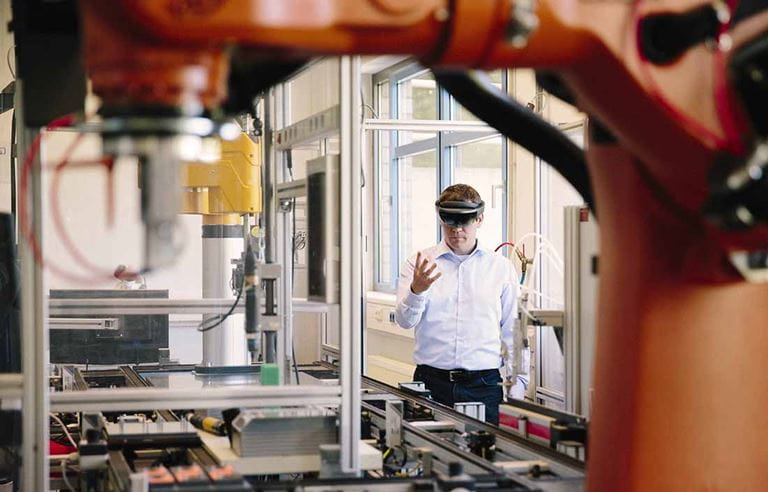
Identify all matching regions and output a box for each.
[395,184,518,425]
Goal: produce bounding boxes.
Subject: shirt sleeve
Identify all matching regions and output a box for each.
[394,254,428,329]
[500,261,521,379]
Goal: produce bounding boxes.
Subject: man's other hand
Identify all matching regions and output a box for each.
[411,251,442,295]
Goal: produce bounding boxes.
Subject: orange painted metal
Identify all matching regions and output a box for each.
[79,0,229,114]
[586,141,768,489]
[76,0,768,488]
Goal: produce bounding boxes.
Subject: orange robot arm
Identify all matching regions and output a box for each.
[76,2,768,490]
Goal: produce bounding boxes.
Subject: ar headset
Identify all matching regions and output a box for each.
[435,200,485,227]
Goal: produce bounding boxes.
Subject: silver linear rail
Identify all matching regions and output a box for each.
[48,298,338,316]
[363,118,494,133]
[276,178,307,199]
[49,317,119,330]
[50,385,341,413]
[529,309,564,327]
[275,105,340,150]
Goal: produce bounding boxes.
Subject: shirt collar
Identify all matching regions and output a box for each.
[436,239,487,260]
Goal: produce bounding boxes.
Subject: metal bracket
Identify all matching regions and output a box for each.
[385,400,404,448]
[506,0,539,48]
[730,250,768,283]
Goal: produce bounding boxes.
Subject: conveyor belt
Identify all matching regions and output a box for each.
[359,373,585,473]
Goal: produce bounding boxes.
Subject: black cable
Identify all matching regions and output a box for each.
[197,276,244,333]
[432,70,596,214]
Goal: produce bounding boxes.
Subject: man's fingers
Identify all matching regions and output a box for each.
[425,263,438,276]
[414,252,423,273]
[416,253,428,274]
[427,271,442,284]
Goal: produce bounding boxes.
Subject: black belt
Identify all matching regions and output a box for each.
[417,365,498,383]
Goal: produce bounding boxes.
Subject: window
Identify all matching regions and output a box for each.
[372,63,507,291]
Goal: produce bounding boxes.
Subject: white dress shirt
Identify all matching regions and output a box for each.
[395,240,518,372]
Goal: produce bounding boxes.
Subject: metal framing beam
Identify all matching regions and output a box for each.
[50,385,342,413]
[48,297,337,316]
[364,118,493,133]
[17,80,50,492]
[339,55,362,475]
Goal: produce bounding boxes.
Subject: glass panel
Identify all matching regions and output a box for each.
[452,135,505,250]
[398,149,437,267]
[451,70,504,121]
[377,130,393,285]
[376,81,390,119]
[397,71,437,120]
[397,130,436,147]
[538,126,584,309]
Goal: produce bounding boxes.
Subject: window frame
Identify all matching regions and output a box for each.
[372,63,508,292]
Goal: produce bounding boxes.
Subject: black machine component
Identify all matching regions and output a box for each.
[0,213,20,373]
[9,0,86,127]
[535,71,577,106]
[435,462,476,491]
[361,410,373,440]
[640,1,768,65]
[0,82,14,115]
[638,4,726,65]
[466,431,496,461]
[221,408,242,446]
[49,289,169,364]
[0,411,22,490]
[705,36,768,229]
[306,155,340,304]
[550,420,588,450]
[404,401,435,422]
[244,242,259,358]
[223,54,307,117]
[106,423,201,451]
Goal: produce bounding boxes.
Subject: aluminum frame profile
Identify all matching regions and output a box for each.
[17,81,50,492]
[338,55,363,475]
[49,385,342,413]
[48,297,337,316]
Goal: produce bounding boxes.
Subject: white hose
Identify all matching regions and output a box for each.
[50,413,78,449]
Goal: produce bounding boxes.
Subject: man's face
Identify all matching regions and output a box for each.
[441,214,483,253]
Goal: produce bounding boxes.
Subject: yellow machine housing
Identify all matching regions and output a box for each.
[181,132,262,218]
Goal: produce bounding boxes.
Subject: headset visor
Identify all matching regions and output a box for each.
[436,200,485,227]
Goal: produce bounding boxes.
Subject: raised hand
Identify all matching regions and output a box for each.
[410,251,442,295]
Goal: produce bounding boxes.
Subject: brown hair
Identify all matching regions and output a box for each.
[437,184,482,205]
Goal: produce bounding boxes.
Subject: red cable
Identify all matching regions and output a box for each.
[18,115,141,284]
[495,241,515,252]
[49,134,119,280]
[16,115,96,283]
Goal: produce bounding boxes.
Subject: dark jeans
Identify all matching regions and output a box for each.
[414,365,503,425]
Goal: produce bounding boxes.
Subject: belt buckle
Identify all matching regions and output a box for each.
[448,370,463,383]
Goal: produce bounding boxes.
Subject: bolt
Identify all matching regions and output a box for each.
[434,7,449,22]
[735,206,755,226]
